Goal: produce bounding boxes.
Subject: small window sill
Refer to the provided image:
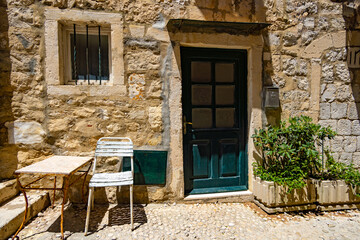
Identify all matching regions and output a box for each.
[47,85,126,96]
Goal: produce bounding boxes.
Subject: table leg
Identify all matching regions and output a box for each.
[52,176,57,207]
[12,176,28,240]
[61,176,70,239]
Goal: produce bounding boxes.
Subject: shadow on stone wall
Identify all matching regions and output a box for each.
[262,28,282,127]
[192,0,278,127]
[343,4,360,139]
[0,0,17,180]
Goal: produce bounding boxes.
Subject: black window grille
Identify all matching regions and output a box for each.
[71,25,109,85]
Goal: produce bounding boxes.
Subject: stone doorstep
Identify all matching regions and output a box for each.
[0,191,50,240]
[183,190,254,203]
[0,179,19,206]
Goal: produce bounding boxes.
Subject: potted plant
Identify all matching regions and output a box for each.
[252,115,360,213]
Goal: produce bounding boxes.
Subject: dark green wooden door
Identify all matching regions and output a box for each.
[181,47,248,195]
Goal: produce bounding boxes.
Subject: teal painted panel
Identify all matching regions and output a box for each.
[192,141,210,178]
[123,150,167,185]
[220,142,237,177]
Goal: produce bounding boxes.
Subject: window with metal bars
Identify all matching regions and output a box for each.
[68,25,110,85]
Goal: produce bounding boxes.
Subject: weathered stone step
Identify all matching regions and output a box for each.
[0,191,50,240]
[0,179,19,206]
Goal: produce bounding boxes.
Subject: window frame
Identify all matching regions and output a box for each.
[44,8,125,96]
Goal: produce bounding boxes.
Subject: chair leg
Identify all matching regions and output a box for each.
[130,184,133,230]
[84,187,93,235]
[91,188,95,210]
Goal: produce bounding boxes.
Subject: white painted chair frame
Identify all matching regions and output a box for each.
[84,137,134,235]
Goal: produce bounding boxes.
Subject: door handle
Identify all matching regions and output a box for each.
[183,116,192,135]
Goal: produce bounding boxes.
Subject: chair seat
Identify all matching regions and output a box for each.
[89,171,133,187]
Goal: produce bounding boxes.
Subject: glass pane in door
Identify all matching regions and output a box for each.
[216,108,235,128]
[191,62,211,83]
[216,86,235,105]
[192,108,212,128]
[215,63,234,83]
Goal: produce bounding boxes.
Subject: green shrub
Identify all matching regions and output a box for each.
[319,151,360,196]
[252,115,336,192]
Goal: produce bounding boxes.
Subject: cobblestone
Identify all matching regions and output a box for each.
[15,202,360,240]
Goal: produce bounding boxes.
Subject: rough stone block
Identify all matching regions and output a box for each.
[129,24,145,38]
[128,73,145,100]
[146,27,169,42]
[348,102,359,120]
[5,121,45,144]
[282,57,296,76]
[319,103,330,120]
[358,136,360,151]
[304,17,315,29]
[339,152,352,165]
[353,152,360,168]
[148,106,163,131]
[126,50,160,71]
[352,120,360,136]
[337,119,352,135]
[321,84,336,102]
[283,32,298,47]
[336,85,351,102]
[297,59,308,76]
[330,18,345,30]
[331,136,343,152]
[343,136,357,153]
[322,63,334,83]
[331,102,347,119]
[320,2,342,15]
[318,120,337,131]
[301,30,318,46]
[267,32,280,47]
[48,118,69,132]
[335,63,351,83]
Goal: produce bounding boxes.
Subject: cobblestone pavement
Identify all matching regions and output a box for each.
[15,202,360,240]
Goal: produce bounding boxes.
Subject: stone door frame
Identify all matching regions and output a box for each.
[167,32,264,199]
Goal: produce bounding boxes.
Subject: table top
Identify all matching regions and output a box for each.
[14,156,93,175]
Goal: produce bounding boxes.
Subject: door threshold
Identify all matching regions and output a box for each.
[183,190,253,203]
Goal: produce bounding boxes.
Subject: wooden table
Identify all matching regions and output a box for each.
[12,156,93,240]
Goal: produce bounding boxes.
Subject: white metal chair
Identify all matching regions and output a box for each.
[84,137,134,235]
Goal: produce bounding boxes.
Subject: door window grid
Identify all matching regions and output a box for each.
[191,61,238,129]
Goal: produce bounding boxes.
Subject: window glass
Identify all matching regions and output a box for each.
[215,63,234,83]
[216,108,235,128]
[192,108,212,129]
[70,34,109,80]
[192,85,212,105]
[216,85,235,105]
[191,61,211,83]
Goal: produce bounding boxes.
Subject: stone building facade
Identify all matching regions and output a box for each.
[0,0,359,202]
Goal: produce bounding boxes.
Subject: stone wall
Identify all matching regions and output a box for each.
[0,0,16,179]
[263,0,360,168]
[1,0,360,201]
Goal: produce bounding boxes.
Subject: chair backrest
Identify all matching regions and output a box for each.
[93,137,133,173]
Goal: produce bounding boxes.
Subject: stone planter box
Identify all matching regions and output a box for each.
[314,180,360,211]
[253,177,316,213]
[253,177,360,213]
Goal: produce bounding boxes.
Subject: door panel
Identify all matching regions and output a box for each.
[192,140,211,179]
[182,47,248,195]
[219,139,238,177]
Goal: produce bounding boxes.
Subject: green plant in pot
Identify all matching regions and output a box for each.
[252,115,336,192]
